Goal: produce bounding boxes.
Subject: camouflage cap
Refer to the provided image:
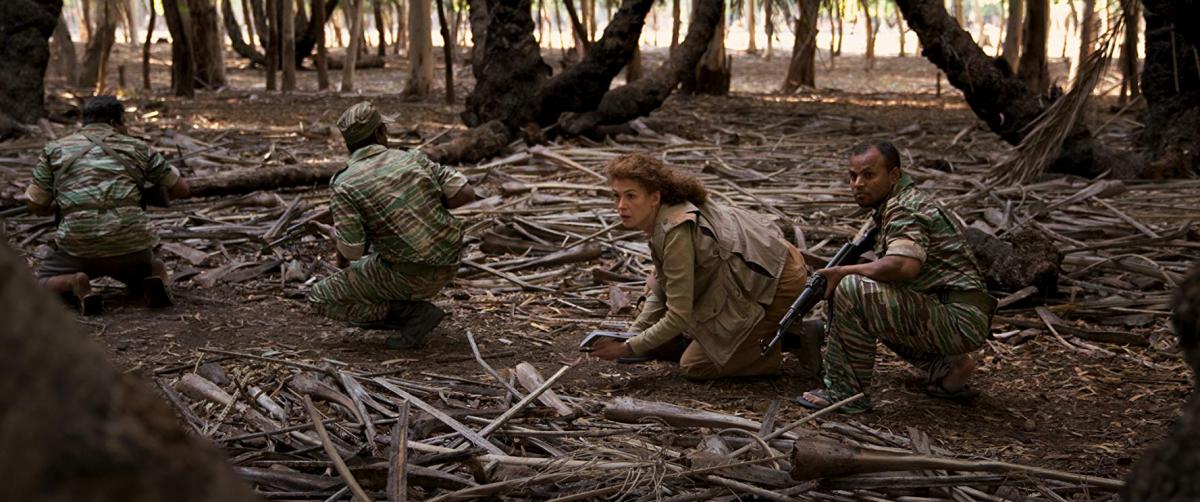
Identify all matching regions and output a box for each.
[337,102,383,145]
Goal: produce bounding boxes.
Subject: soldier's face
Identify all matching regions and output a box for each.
[611,178,661,233]
[847,149,899,209]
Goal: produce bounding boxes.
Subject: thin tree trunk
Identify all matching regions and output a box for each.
[162,0,196,97]
[1117,0,1138,103]
[81,0,117,90]
[394,0,406,53]
[83,0,93,39]
[563,0,589,57]
[225,0,268,65]
[1075,0,1097,80]
[468,0,488,68]
[142,0,155,89]
[53,15,80,87]
[124,0,138,44]
[251,0,271,48]
[670,0,680,50]
[834,0,843,55]
[283,0,298,91]
[267,0,278,89]
[951,0,963,25]
[746,0,757,54]
[1001,0,1021,67]
[333,2,345,45]
[625,45,642,81]
[189,0,227,89]
[375,0,387,55]
[1017,0,1048,94]
[895,2,905,56]
[782,0,819,92]
[243,0,259,47]
[859,0,874,69]
[435,0,454,103]
[316,0,330,88]
[763,0,774,58]
[341,0,363,90]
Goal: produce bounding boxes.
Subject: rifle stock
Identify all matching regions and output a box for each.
[759,228,878,357]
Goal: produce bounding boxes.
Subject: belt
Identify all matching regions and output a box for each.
[937,289,998,317]
[59,200,140,216]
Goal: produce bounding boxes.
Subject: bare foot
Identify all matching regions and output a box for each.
[69,272,92,299]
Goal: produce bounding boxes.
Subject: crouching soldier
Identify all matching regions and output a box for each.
[26,96,189,315]
[308,102,477,349]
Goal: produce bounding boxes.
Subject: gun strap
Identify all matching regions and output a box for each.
[83,133,148,188]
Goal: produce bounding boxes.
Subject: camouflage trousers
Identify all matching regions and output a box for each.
[822,275,990,413]
[308,254,457,323]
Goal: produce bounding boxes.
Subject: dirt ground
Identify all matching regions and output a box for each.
[8,42,1188,483]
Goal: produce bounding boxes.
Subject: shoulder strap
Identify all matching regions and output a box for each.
[83,133,146,187]
[53,141,98,195]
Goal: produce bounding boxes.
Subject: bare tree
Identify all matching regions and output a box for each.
[1075,0,1098,80]
[859,0,875,70]
[80,0,117,90]
[1016,0,1048,93]
[670,0,681,50]
[782,0,820,91]
[341,0,364,91]
[746,0,758,54]
[283,0,298,91]
[162,0,196,96]
[142,0,155,89]
[402,0,433,96]
[682,6,729,95]
[1117,0,1138,104]
[435,0,454,103]
[763,0,774,58]
[1001,0,1022,67]
[189,0,227,89]
[316,0,331,89]
[52,14,80,87]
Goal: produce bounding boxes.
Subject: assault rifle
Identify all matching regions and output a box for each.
[759,227,879,357]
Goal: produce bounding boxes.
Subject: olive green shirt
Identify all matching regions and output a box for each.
[629,224,695,355]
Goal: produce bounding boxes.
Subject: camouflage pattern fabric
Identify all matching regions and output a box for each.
[308,255,457,322]
[330,145,467,267]
[26,123,178,258]
[822,173,991,413]
[822,276,990,412]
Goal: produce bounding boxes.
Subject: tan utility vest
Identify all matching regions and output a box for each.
[649,201,791,368]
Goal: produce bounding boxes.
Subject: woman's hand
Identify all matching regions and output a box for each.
[591,338,634,361]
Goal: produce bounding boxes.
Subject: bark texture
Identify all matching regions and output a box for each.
[80,0,117,89]
[781,0,820,92]
[895,0,1134,178]
[1016,0,1048,93]
[224,0,268,66]
[0,0,60,125]
[403,0,434,96]
[964,227,1061,295]
[0,243,261,502]
[189,0,227,88]
[163,0,196,97]
[1122,266,1200,501]
[1139,0,1200,177]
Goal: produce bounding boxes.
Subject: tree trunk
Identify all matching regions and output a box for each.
[683,7,729,95]
[894,0,1134,178]
[142,0,155,89]
[746,0,757,54]
[224,0,268,66]
[435,0,454,103]
[80,0,116,90]
[951,0,963,25]
[468,0,488,68]
[266,0,278,89]
[670,0,680,50]
[83,0,93,39]
[0,243,263,502]
[402,0,432,95]
[1001,0,1021,67]
[0,0,60,126]
[584,0,596,41]
[316,0,330,89]
[375,0,387,55]
[124,0,139,45]
[894,2,905,56]
[625,45,642,81]
[763,0,774,58]
[395,0,407,52]
[782,0,820,92]
[859,0,874,69]
[1016,0,1048,93]
[242,0,258,48]
[295,0,340,65]
[834,0,843,55]
[52,14,80,87]
[282,0,298,90]
[563,0,590,57]
[341,0,363,91]
[251,0,271,49]
[162,0,195,96]
[1139,0,1200,177]
[1117,0,1138,104]
[560,0,723,134]
[189,0,227,89]
[1075,0,1097,80]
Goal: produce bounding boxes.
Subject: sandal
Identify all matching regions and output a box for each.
[925,381,981,401]
[795,389,835,410]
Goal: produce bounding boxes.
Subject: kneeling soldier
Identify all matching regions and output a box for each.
[26,96,189,315]
[308,102,477,349]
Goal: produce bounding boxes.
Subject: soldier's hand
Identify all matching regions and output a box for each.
[336,254,350,269]
[820,267,848,300]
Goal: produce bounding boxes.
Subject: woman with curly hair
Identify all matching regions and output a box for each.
[590,153,810,380]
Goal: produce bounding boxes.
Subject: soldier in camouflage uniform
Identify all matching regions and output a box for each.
[308,102,477,349]
[25,96,189,315]
[798,142,997,413]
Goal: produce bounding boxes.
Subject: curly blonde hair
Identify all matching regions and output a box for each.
[605,154,707,206]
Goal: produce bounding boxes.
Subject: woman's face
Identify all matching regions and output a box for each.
[611,178,662,233]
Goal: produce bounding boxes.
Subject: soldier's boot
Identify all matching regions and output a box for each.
[67,272,103,316]
[143,277,174,309]
[383,301,445,350]
[783,319,825,380]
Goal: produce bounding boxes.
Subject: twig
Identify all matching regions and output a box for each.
[302,395,374,502]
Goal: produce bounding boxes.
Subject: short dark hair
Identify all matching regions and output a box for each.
[850,141,901,170]
[82,96,124,126]
[346,123,385,153]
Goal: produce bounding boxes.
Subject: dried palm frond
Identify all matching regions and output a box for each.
[988,18,1124,186]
